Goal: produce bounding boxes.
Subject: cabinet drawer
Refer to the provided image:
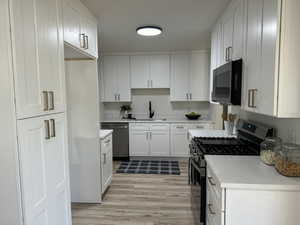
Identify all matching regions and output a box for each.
[207,166,222,200]
[150,124,170,131]
[171,124,189,131]
[130,123,150,131]
[189,123,213,130]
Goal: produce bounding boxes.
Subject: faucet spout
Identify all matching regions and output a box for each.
[149,101,155,119]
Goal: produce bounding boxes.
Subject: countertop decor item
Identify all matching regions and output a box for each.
[185,112,201,120]
[120,104,132,119]
[260,137,282,166]
[275,143,300,177]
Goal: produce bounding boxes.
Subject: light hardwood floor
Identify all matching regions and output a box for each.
[72,160,197,225]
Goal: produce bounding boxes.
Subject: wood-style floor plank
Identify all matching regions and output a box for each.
[72,160,197,225]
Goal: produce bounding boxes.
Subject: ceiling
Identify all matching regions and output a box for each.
[81,0,230,53]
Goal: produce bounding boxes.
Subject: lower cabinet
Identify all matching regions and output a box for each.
[17,113,71,225]
[101,133,113,194]
[130,122,213,157]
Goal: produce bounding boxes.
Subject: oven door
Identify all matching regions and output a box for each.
[190,159,206,225]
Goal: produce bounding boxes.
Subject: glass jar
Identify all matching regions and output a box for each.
[260,137,282,165]
[275,143,300,177]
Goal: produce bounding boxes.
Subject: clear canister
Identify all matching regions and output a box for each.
[275,143,300,177]
[260,137,282,166]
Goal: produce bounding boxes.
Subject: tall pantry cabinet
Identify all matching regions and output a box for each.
[6,0,72,224]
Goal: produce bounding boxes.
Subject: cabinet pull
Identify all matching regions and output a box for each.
[80,33,85,48]
[252,89,257,108]
[114,94,117,101]
[42,91,49,111]
[151,80,153,88]
[118,94,120,101]
[228,46,232,61]
[196,126,204,129]
[48,91,54,110]
[84,35,89,49]
[190,93,192,100]
[50,119,56,138]
[208,204,216,215]
[146,132,149,140]
[208,177,216,186]
[105,139,111,144]
[225,47,228,62]
[150,132,152,139]
[104,153,106,164]
[44,120,50,140]
[176,126,184,129]
[186,93,189,100]
[248,89,252,108]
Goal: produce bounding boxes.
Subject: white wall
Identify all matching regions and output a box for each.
[103,89,211,120]
[0,1,23,224]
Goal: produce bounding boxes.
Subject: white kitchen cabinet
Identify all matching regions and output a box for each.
[131,55,170,89]
[170,53,190,101]
[101,55,131,102]
[171,124,190,157]
[17,113,71,225]
[10,0,66,119]
[171,52,210,102]
[206,156,300,225]
[101,133,113,194]
[63,0,98,58]
[129,123,170,157]
[131,55,150,89]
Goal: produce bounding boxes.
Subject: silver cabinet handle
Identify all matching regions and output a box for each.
[190,93,192,100]
[248,89,252,108]
[208,177,216,186]
[225,47,228,62]
[151,80,153,88]
[48,91,54,110]
[44,120,50,140]
[104,139,111,144]
[150,132,152,139]
[84,35,89,49]
[42,91,49,111]
[196,126,204,129]
[176,126,184,129]
[146,132,149,140]
[118,94,120,101]
[114,94,117,101]
[252,89,257,108]
[228,46,232,61]
[186,93,189,100]
[103,153,106,164]
[208,204,216,215]
[50,119,56,138]
[80,33,85,48]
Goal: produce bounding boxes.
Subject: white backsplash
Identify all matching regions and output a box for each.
[102,89,211,120]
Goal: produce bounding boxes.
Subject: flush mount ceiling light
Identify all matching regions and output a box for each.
[136,26,163,36]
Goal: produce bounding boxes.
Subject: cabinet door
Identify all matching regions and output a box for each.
[102,56,118,102]
[17,114,71,225]
[170,54,190,101]
[130,131,150,156]
[47,114,71,225]
[116,56,131,101]
[258,0,278,116]
[63,0,81,49]
[11,0,66,119]
[243,0,263,112]
[221,13,234,64]
[149,55,170,88]
[171,125,189,157]
[83,17,98,58]
[150,131,170,156]
[131,55,150,88]
[232,0,245,60]
[190,52,210,101]
[101,135,112,193]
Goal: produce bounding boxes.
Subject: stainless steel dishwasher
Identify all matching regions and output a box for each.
[101,122,129,161]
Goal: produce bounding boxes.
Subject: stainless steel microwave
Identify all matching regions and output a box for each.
[211,59,242,105]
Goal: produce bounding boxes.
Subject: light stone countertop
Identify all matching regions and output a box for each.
[101,119,215,124]
[205,155,300,191]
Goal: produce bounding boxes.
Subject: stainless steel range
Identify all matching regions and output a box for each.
[189,119,274,225]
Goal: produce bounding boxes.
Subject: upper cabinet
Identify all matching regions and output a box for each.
[10,0,66,119]
[63,0,98,58]
[211,0,300,118]
[101,55,131,102]
[131,55,170,89]
[170,51,210,102]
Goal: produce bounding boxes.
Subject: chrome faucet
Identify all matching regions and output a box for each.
[149,101,155,119]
